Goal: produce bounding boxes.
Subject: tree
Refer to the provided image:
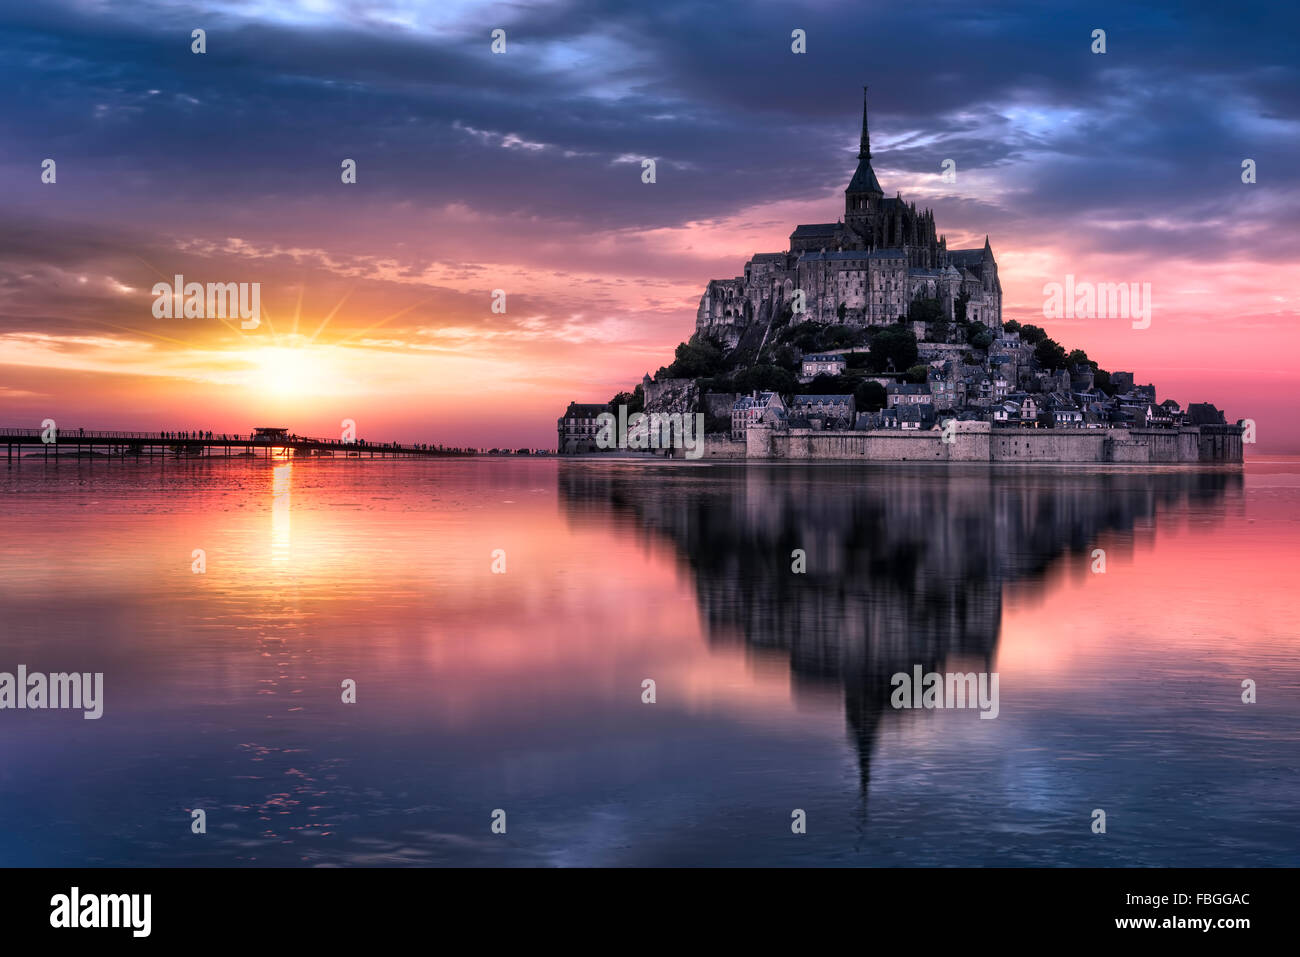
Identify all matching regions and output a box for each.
[908,297,944,324]
[845,351,871,370]
[820,324,858,350]
[770,344,800,373]
[774,322,822,352]
[904,364,930,384]
[1034,337,1068,371]
[801,373,853,394]
[969,328,995,350]
[1066,349,1091,369]
[868,324,918,373]
[608,384,644,415]
[954,290,970,324]
[855,380,887,412]
[733,364,797,396]
[1002,319,1022,335]
[1019,323,1048,345]
[928,315,951,343]
[665,334,725,378]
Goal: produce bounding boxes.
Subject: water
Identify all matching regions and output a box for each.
[1,455,1297,866]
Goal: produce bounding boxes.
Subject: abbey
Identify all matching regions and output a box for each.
[696,88,1002,348]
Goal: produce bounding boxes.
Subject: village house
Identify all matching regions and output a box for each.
[886,383,932,408]
[882,404,927,430]
[799,353,848,381]
[732,391,787,439]
[789,394,856,429]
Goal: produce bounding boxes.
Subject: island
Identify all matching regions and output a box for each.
[558,88,1244,464]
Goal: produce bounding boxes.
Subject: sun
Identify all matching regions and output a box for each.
[247,346,325,398]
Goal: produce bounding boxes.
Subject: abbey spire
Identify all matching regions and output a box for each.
[845,85,883,236]
[859,85,871,159]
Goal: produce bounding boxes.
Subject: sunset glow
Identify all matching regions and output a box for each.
[1,2,1295,450]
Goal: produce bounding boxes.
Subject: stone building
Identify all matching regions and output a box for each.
[557,402,609,454]
[695,87,1002,349]
[732,391,786,439]
[789,394,856,429]
[800,353,848,380]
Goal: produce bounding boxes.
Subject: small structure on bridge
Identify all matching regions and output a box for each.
[252,427,289,442]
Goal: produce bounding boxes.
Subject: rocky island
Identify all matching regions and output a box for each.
[558,88,1244,464]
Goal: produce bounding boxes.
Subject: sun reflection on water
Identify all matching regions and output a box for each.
[271,463,291,563]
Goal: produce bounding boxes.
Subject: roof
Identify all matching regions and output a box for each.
[1187,402,1226,425]
[948,249,986,265]
[803,353,846,362]
[846,157,883,195]
[732,391,782,412]
[563,403,608,418]
[790,223,838,238]
[792,394,854,405]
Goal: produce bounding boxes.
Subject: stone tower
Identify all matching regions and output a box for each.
[844,86,883,246]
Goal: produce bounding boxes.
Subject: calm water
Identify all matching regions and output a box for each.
[1,455,1297,866]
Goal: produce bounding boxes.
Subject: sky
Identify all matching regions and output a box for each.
[0,0,1297,450]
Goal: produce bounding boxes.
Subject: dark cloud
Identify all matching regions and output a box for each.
[0,0,1295,273]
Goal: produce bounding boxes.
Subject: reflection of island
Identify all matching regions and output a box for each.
[559,463,1241,796]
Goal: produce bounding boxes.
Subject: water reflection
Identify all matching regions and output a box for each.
[0,457,1281,865]
[271,463,291,563]
[559,464,1243,800]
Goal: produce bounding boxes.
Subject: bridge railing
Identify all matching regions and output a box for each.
[0,428,451,451]
[0,428,351,442]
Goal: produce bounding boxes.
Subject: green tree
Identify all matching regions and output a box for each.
[774,322,822,352]
[868,324,918,373]
[1019,323,1048,345]
[820,324,861,350]
[770,344,800,373]
[908,297,944,324]
[801,373,853,395]
[1034,337,1068,371]
[665,334,725,378]
[1002,319,1021,335]
[1067,348,1091,368]
[607,384,645,415]
[969,328,995,350]
[954,291,970,324]
[845,351,871,370]
[855,380,887,412]
[733,364,797,396]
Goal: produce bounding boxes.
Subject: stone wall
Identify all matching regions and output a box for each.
[702,392,738,435]
[701,436,746,459]
[747,422,1243,464]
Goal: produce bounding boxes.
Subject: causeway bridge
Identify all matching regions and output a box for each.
[1,426,473,462]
